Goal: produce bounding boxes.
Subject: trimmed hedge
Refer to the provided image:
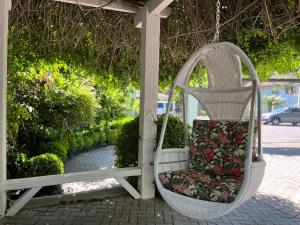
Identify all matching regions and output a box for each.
[7,152,64,179]
[42,141,69,161]
[115,115,186,168]
[27,153,64,177]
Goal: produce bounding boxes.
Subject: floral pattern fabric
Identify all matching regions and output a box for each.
[189,120,249,178]
[159,120,255,203]
[159,169,242,203]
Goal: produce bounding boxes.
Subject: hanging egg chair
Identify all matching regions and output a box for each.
[154,42,266,220]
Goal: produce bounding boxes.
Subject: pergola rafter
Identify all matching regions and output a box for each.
[0,0,174,218]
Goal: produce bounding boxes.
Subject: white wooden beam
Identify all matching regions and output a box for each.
[115,178,141,199]
[134,0,173,28]
[0,0,9,218]
[55,0,171,24]
[148,0,174,15]
[6,187,41,217]
[55,0,139,13]
[137,6,161,199]
[5,167,141,191]
[134,7,172,28]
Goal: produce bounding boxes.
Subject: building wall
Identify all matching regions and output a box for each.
[261,84,300,113]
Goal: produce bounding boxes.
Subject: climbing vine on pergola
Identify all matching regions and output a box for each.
[8,0,300,82]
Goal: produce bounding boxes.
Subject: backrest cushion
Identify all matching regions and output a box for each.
[189,120,253,178]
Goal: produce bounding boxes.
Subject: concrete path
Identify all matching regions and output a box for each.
[64,146,115,173]
[62,146,119,194]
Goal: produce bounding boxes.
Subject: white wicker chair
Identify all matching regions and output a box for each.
[154,42,266,220]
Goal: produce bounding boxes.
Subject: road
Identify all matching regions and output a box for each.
[262,124,300,147]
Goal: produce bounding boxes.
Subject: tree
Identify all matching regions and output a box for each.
[265,95,284,112]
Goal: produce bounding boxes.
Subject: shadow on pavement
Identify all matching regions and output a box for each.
[263,147,300,156]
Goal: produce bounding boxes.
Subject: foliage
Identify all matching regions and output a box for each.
[7,152,64,197]
[156,115,186,149]
[26,153,64,177]
[115,117,140,168]
[7,152,28,179]
[42,141,69,161]
[265,95,284,111]
[8,61,98,154]
[8,0,300,83]
[115,115,186,168]
[7,152,64,179]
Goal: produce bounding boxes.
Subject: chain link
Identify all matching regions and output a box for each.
[213,0,221,43]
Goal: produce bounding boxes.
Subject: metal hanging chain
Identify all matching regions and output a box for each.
[213,0,221,43]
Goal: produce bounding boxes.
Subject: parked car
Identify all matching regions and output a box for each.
[262,108,286,123]
[263,107,300,125]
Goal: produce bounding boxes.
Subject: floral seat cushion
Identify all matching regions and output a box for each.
[159,169,243,203]
[159,119,256,203]
[190,120,251,178]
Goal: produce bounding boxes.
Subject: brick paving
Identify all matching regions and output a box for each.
[1,126,300,225]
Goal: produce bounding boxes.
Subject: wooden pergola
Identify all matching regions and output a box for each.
[0,0,174,217]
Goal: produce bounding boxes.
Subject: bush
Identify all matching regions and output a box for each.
[26,153,64,177]
[115,115,186,168]
[42,141,69,161]
[115,117,139,168]
[75,136,85,151]
[66,135,77,155]
[82,135,94,150]
[7,151,28,179]
[7,152,64,199]
[7,152,64,179]
[156,115,186,149]
[104,117,134,145]
[91,132,104,146]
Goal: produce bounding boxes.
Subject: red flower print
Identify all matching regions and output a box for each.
[194,120,204,126]
[210,179,222,186]
[235,135,245,145]
[190,146,199,157]
[204,148,214,160]
[159,175,169,184]
[233,158,244,165]
[218,133,228,144]
[214,165,223,175]
[228,168,241,177]
[198,173,209,182]
[209,140,218,148]
[209,120,218,128]
[173,183,186,193]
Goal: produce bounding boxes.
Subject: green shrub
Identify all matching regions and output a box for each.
[26,153,64,177]
[82,135,94,149]
[90,132,103,146]
[115,115,186,168]
[75,136,85,151]
[7,151,28,179]
[7,152,64,178]
[27,153,64,196]
[43,141,69,161]
[104,117,134,145]
[156,115,186,149]
[115,117,139,168]
[66,135,77,155]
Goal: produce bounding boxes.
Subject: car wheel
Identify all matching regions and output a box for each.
[271,118,280,125]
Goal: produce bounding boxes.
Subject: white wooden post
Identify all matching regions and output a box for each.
[0,0,10,218]
[137,6,161,199]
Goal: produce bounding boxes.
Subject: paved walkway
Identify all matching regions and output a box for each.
[62,146,119,194]
[64,146,115,173]
[1,126,300,225]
